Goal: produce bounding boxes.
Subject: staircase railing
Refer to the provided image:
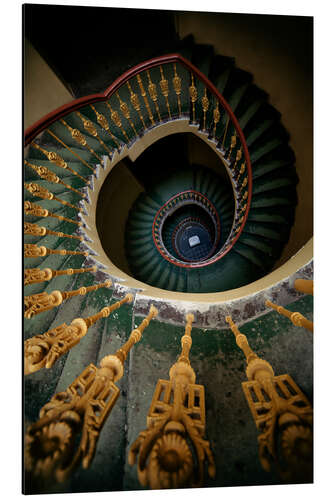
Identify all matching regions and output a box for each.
[24,54,252,265]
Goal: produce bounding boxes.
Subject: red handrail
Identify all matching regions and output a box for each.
[24,53,252,254]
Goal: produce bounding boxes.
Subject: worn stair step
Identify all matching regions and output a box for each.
[252,157,294,179]
[233,241,274,271]
[242,221,289,242]
[249,137,284,163]
[238,233,282,258]
[24,270,96,339]
[252,176,296,195]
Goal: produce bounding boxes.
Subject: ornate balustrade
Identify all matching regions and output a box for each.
[226,316,313,482]
[129,313,215,489]
[25,305,158,483]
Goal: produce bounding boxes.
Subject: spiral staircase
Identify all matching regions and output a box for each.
[23,32,313,494]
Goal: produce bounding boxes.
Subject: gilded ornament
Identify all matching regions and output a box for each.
[24,182,80,211]
[189,73,198,122]
[24,201,81,226]
[46,129,95,172]
[146,70,162,122]
[265,300,313,333]
[25,305,157,482]
[126,81,147,130]
[24,243,88,258]
[226,315,313,481]
[172,64,182,117]
[129,313,215,489]
[90,104,120,147]
[294,279,313,296]
[116,92,138,136]
[159,66,171,119]
[24,266,96,286]
[24,222,82,240]
[24,281,111,319]
[136,74,155,126]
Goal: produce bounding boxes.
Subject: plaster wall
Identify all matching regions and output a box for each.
[24,38,73,130]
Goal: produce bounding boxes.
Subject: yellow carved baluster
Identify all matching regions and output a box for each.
[201,88,209,132]
[172,63,182,117]
[45,129,96,172]
[213,101,220,139]
[116,92,138,136]
[159,65,171,119]
[24,159,86,198]
[105,101,130,142]
[90,104,120,147]
[24,243,88,258]
[31,142,89,182]
[129,313,215,489]
[227,132,237,161]
[24,201,82,226]
[24,266,97,286]
[24,222,83,241]
[60,118,103,163]
[76,111,113,155]
[24,305,157,483]
[146,70,162,122]
[226,316,313,481]
[24,280,112,319]
[136,74,155,126]
[265,300,313,333]
[189,73,198,122]
[24,182,80,211]
[294,279,313,296]
[126,80,147,130]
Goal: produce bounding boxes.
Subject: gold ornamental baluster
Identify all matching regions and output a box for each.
[146,70,162,122]
[159,66,171,119]
[24,280,112,319]
[236,162,246,183]
[24,222,83,241]
[265,300,313,333]
[213,101,221,139]
[31,142,89,183]
[45,129,96,172]
[24,293,133,374]
[24,159,86,198]
[60,118,103,163]
[221,115,230,149]
[126,80,147,130]
[75,111,113,155]
[233,149,243,172]
[294,279,313,296]
[24,243,88,258]
[24,266,97,286]
[227,132,237,161]
[136,74,155,126]
[90,104,121,148]
[105,101,130,142]
[201,88,210,132]
[116,92,138,137]
[226,316,313,481]
[129,313,216,489]
[172,63,182,117]
[189,73,198,123]
[24,182,80,211]
[241,177,248,190]
[242,190,248,203]
[24,201,81,226]
[24,305,157,483]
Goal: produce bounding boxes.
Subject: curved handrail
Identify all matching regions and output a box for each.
[24,53,252,258]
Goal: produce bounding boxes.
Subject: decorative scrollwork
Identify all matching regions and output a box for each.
[24,222,83,241]
[24,182,80,211]
[24,201,81,226]
[24,243,88,258]
[226,316,313,482]
[25,305,157,482]
[159,66,171,119]
[129,314,215,489]
[24,281,112,319]
[24,266,96,286]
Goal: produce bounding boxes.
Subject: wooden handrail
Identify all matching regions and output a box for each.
[24,53,252,252]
